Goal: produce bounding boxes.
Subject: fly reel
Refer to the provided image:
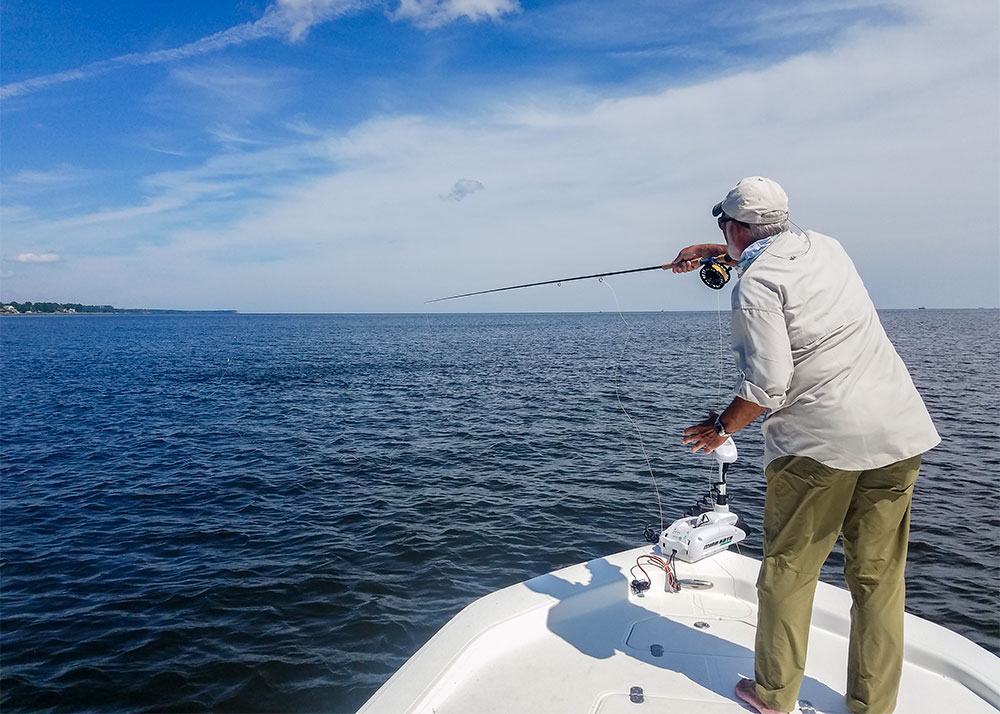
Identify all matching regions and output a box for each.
[699,259,732,290]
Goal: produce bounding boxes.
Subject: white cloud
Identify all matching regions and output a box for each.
[264,0,368,42]
[443,178,486,201]
[393,0,521,28]
[9,253,61,263]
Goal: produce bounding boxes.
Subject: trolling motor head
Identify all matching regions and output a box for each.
[657,437,747,563]
[712,437,738,465]
[699,257,732,290]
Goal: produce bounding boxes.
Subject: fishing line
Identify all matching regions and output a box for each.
[716,290,725,406]
[708,290,727,503]
[599,277,664,531]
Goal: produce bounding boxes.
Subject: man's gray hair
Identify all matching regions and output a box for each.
[746,219,790,241]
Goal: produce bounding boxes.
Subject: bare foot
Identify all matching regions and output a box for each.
[735,678,788,714]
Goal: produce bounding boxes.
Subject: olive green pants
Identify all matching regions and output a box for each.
[753,454,922,714]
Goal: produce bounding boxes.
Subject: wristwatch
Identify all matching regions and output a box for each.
[713,415,731,438]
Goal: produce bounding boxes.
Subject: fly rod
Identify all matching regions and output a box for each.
[427,255,731,303]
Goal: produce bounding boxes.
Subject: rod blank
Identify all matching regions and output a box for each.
[427,257,723,303]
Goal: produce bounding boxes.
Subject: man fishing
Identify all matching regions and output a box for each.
[674,177,940,714]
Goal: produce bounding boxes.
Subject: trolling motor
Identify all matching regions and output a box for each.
[658,437,747,562]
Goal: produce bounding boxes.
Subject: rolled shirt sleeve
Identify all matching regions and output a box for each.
[731,307,793,411]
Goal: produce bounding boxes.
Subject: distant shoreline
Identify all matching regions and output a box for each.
[1,311,238,315]
[1,302,236,316]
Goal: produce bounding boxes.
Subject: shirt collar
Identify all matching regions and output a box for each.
[736,232,784,276]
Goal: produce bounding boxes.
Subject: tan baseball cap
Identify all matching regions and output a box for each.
[712,176,788,224]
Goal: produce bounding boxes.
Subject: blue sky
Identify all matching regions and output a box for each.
[2,0,998,312]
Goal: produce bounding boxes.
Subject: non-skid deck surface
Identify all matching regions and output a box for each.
[358,548,1000,714]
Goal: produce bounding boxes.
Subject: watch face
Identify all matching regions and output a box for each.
[714,419,726,436]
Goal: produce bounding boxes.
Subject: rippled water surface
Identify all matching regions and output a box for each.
[2,310,998,712]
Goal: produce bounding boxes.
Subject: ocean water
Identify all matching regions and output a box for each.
[1,310,997,712]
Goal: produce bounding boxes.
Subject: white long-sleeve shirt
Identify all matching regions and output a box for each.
[731,230,940,470]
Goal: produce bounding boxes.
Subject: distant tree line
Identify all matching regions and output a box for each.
[1,302,236,315]
[2,301,117,314]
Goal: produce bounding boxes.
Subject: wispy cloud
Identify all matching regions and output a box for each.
[522,0,900,48]
[140,61,301,148]
[1,0,521,100]
[1,21,276,100]
[11,164,89,185]
[15,140,332,242]
[8,253,61,263]
[165,63,296,118]
[3,165,96,203]
[54,198,190,229]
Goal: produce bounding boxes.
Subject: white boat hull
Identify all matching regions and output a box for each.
[358,546,1000,713]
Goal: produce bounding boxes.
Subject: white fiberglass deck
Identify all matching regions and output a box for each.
[359,546,1000,714]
